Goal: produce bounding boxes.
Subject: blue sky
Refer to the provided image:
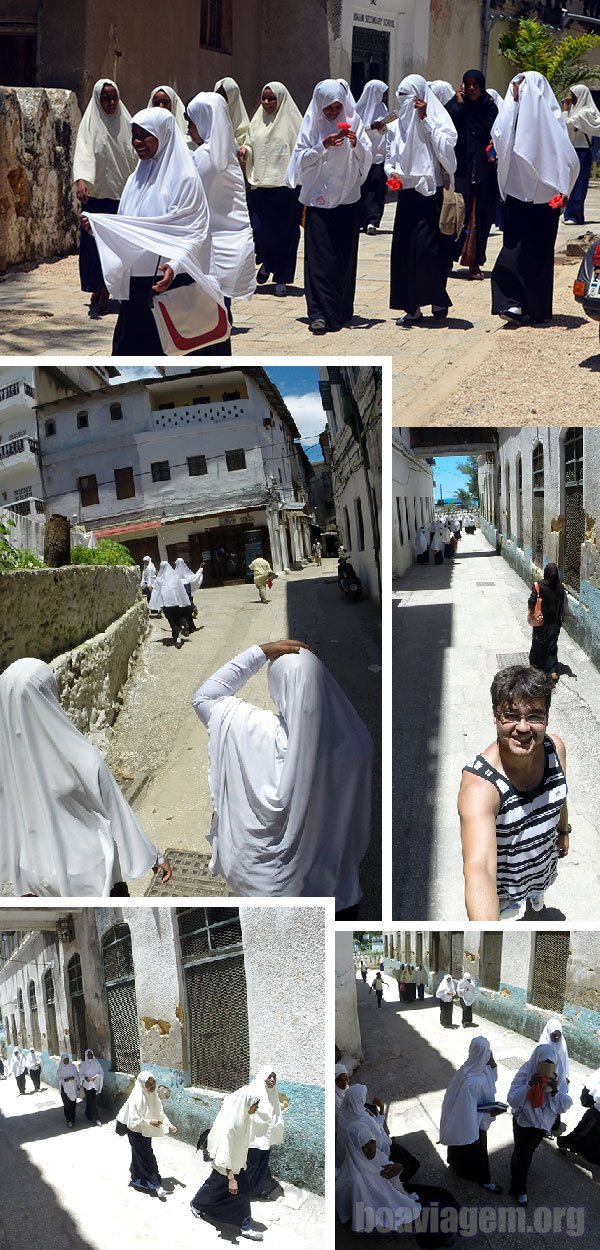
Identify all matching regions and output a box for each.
[430,454,477,501]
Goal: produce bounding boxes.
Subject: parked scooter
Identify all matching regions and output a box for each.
[338,557,363,601]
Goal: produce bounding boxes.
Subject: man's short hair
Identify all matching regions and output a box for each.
[490,665,553,715]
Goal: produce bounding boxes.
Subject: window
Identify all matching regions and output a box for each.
[17,987,25,1042]
[110,403,123,421]
[396,497,404,546]
[355,497,365,550]
[480,933,503,992]
[226,449,246,472]
[530,932,570,1012]
[45,419,56,437]
[563,428,585,596]
[532,443,544,566]
[44,969,59,1057]
[151,460,171,482]
[102,924,140,1074]
[67,954,88,1060]
[505,464,511,538]
[188,455,208,477]
[114,466,135,500]
[76,411,88,429]
[404,497,410,541]
[343,505,351,550]
[177,908,249,1090]
[516,456,523,549]
[29,979,41,1050]
[223,391,241,401]
[413,497,418,532]
[78,474,99,507]
[199,0,232,53]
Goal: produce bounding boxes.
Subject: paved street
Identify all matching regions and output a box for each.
[337,971,600,1250]
[392,529,600,922]
[104,559,381,915]
[1,193,599,423]
[0,1074,324,1250]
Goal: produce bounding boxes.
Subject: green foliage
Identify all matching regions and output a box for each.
[453,488,473,507]
[456,456,480,499]
[498,17,600,98]
[0,516,44,571]
[70,538,136,566]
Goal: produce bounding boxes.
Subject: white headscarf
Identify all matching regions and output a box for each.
[245,82,304,187]
[429,80,455,107]
[338,79,357,109]
[117,1070,172,1136]
[174,556,203,592]
[26,1048,40,1068]
[149,560,191,610]
[147,84,188,134]
[73,78,137,199]
[336,1121,421,1232]
[457,972,476,1006]
[387,74,457,196]
[214,76,250,146]
[335,1063,349,1112]
[207,1085,258,1175]
[566,83,600,137]
[355,79,388,162]
[436,974,455,1001]
[10,1049,26,1077]
[187,92,256,300]
[248,1064,284,1149]
[439,1037,496,1145]
[85,108,223,305]
[286,79,372,208]
[0,658,159,896]
[539,1017,569,1084]
[586,1067,600,1111]
[200,648,373,909]
[487,88,504,110]
[58,1055,80,1100]
[79,1049,104,1092]
[414,527,428,555]
[140,556,157,587]
[492,72,579,203]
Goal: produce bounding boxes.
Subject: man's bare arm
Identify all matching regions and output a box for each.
[458,773,500,920]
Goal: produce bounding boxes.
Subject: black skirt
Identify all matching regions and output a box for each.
[454,159,498,268]
[248,186,302,284]
[191,1166,251,1227]
[491,195,560,323]
[560,1106,600,1165]
[304,200,361,330]
[112,274,233,357]
[447,1130,491,1184]
[360,162,387,229]
[127,1129,161,1187]
[440,999,453,1027]
[79,196,119,292]
[390,187,452,314]
[246,1146,277,1198]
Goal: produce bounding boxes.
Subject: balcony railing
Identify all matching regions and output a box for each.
[0,381,35,404]
[0,436,39,460]
[4,496,45,517]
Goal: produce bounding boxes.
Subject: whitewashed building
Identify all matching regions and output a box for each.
[329,0,429,100]
[391,429,436,579]
[0,366,46,555]
[34,367,314,583]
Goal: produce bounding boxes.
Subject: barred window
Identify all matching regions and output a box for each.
[177,908,249,1091]
[102,924,140,1074]
[563,428,584,596]
[200,0,232,52]
[151,460,171,482]
[530,932,570,1013]
[67,954,88,1060]
[532,443,544,566]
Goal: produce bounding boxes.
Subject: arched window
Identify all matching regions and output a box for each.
[76,410,89,430]
[44,968,59,1057]
[532,443,544,566]
[102,924,140,1074]
[516,455,523,549]
[67,954,88,1060]
[563,428,585,596]
[17,988,25,1043]
[177,908,249,1091]
[45,419,56,437]
[28,980,41,1050]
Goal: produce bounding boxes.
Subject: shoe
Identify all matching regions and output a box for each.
[396,308,423,326]
[557,1140,568,1152]
[431,305,448,319]
[550,671,559,682]
[530,895,545,912]
[156,1186,166,1198]
[563,218,578,224]
[518,1194,528,1206]
[274,283,287,296]
[95,1119,101,1126]
[256,264,270,284]
[309,317,326,333]
[190,1203,205,1220]
[501,306,523,321]
[365,223,377,235]
[175,635,183,648]
[240,1220,263,1242]
[67,1122,73,1129]
[482,1182,503,1194]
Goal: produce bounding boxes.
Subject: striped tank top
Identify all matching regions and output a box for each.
[463,737,567,903]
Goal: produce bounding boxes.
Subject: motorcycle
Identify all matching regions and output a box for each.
[338,557,363,601]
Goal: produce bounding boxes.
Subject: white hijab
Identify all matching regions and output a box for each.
[567,83,600,137]
[286,78,371,208]
[207,1085,257,1174]
[429,80,455,107]
[79,1049,104,1091]
[214,76,250,145]
[487,88,503,110]
[174,556,203,592]
[436,974,455,1001]
[492,71,579,203]
[203,648,373,909]
[539,1017,569,1084]
[187,92,256,300]
[414,527,428,555]
[73,78,137,199]
[147,84,188,134]
[586,1067,600,1111]
[336,1121,421,1232]
[246,81,304,187]
[26,1048,40,1068]
[59,1055,80,1100]
[355,79,388,162]
[0,658,159,896]
[149,560,191,610]
[387,74,457,196]
[117,1070,172,1135]
[248,1064,284,1148]
[335,1063,349,1112]
[85,108,223,305]
[439,1037,496,1145]
[457,972,476,1005]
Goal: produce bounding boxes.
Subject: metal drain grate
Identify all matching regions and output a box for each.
[145,849,231,897]
[498,1055,525,1070]
[496,652,530,669]
[476,581,496,587]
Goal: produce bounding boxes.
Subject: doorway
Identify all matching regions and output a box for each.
[351,25,390,100]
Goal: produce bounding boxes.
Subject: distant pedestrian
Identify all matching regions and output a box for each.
[442,523,453,559]
[457,972,476,1027]
[0,1056,5,1079]
[9,1048,27,1095]
[370,972,384,1008]
[26,1048,41,1091]
[58,1055,80,1128]
[355,79,389,234]
[437,974,456,1028]
[140,555,157,604]
[190,1085,261,1240]
[360,960,368,983]
[248,555,275,603]
[415,965,426,999]
[562,84,600,224]
[414,526,429,564]
[116,1071,177,1196]
[149,561,190,647]
[312,540,322,565]
[440,1036,504,1191]
[174,556,203,634]
[79,1049,104,1125]
[507,1044,572,1204]
[246,1066,285,1199]
[430,529,444,565]
[528,563,567,681]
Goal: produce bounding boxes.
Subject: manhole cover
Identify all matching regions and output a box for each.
[498,1055,524,1070]
[476,582,496,587]
[496,652,530,669]
[145,849,231,897]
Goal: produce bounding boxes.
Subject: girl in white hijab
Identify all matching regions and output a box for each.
[539,1017,569,1087]
[436,974,456,1028]
[415,526,429,563]
[214,76,250,148]
[9,1048,27,1095]
[73,78,137,311]
[174,555,203,634]
[429,81,455,106]
[507,1043,572,1203]
[491,71,579,324]
[58,1054,80,1128]
[440,1036,504,1191]
[336,1121,422,1233]
[147,84,188,135]
[81,108,228,357]
[190,1085,261,1238]
[191,639,373,916]
[354,79,389,234]
[0,657,170,896]
[26,1047,41,1092]
[286,78,372,333]
[186,92,256,305]
[386,74,457,325]
[79,1049,104,1124]
[149,560,191,647]
[562,83,600,223]
[242,82,304,294]
[457,971,476,1027]
[116,1070,176,1195]
[246,1065,285,1198]
[335,1063,350,1116]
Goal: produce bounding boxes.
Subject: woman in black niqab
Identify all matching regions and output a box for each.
[528,562,567,680]
[446,69,498,278]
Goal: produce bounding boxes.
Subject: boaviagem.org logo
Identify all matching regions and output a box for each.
[353,1202,586,1238]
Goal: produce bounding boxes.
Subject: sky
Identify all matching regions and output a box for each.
[429,454,477,502]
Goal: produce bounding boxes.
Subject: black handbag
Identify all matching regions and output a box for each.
[115,1118,128,1136]
[581,1086,594,1108]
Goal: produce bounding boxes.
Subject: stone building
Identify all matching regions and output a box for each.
[0,904,326,1192]
[34,365,315,584]
[391,429,436,580]
[477,427,600,668]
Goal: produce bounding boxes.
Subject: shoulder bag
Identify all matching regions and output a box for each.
[439,169,465,241]
[527,581,544,628]
[151,266,230,356]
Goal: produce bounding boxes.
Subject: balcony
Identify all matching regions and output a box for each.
[0,380,36,416]
[0,435,40,467]
[151,397,249,430]
[4,496,45,518]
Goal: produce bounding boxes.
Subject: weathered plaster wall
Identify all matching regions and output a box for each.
[0,564,139,666]
[0,87,80,272]
[336,930,363,1065]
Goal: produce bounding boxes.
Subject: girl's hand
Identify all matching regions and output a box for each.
[169,1124,178,1134]
[323,133,344,148]
[228,1177,238,1194]
[415,98,427,120]
[152,264,175,293]
[238,146,248,161]
[346,129,357,148]
[76,180,90,204]
[260,640,312,661]
[80,215,92,234]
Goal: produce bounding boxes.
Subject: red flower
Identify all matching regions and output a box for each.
[548,194,563,209]
[337,121,351,132]
[387,176,402,191]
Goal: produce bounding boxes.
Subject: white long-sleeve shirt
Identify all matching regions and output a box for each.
[192,645,266,728]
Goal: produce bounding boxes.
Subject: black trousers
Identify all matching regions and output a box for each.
[28,1066,41,1091]
[61,1088,77,1124]
[246,1146,276,1198]
[491,196,560,322]
[461,1001,473,1026]
[304,200,361,330]
[360,162,387,229]
[248,185,302,283]
[84,1087,98,1121]
[390,187,451,314]
[440,1000,454,1027]
[15,1072,26,1095]
[447,1130,491,1185]
[162,604,186,642]
[509,1119,546,1195]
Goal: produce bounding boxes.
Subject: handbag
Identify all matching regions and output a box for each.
[151,279,230,357]
[439,170,465,241]
[527,580,544,628]
[581,1086,594,1108]
[115,1118,128,1136]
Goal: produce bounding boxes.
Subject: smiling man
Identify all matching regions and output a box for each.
[458,666,570,920]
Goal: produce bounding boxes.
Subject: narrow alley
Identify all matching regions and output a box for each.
[392,529,600,922]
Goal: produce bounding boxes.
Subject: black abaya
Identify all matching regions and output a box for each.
[390,188,452,315]
[127,1128,161,1187]
[304,200,361,330]
[491,196,560,322]
[461,1001,473,1026]
[79,197,119,291]
[84,1087,99,1121]
[440,1000,454,1028]
[112,274,233,357]
[191,1166,251,1226]
[248,186,302,284]
[447,1130,491,1184]
[446,82,498,269]
[28,1066,41,1091]
[360,163,387,229]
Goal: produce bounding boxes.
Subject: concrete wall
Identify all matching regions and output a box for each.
[335,930,363,1066]
[0,87,80,272]
[392,430,436,579]
[428,0,481,88]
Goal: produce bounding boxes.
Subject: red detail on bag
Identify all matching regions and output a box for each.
[527,580,544,628]
[155,299,229,351]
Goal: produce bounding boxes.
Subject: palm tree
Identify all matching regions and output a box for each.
[498,17,600,98]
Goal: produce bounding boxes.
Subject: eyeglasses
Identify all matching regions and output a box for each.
[496,710,547,727]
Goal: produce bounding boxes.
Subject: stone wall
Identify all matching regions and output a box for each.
[0,87,80,272]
